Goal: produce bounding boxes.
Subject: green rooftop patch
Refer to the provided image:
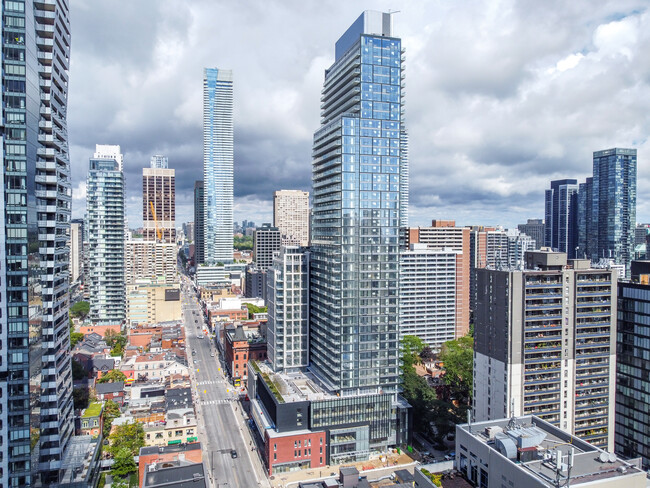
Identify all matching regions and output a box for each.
[83,402,103,418]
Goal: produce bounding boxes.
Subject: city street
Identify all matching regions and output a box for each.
[181,276,270,488]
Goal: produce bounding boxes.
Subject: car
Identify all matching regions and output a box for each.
[192,351,196,355]
[210,352,215,357]
[230,450,237,459]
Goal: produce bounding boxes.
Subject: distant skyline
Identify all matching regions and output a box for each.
[68,1,650,229]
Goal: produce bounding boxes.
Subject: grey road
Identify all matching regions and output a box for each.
[181,275,270,488]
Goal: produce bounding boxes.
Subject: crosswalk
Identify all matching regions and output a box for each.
[199,399,232,405]
[196,380,222,386]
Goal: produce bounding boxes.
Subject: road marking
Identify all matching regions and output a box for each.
[199,399,231,405]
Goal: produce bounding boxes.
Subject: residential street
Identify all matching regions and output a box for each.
[181,277,270,488]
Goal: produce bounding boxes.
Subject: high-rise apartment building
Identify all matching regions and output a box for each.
[615,260,650,469]
[517,219,544,249]
[184,222,195,244]
[143,155,175,243]
[203,68,233,264]
[273,190,310,246]
[400,244,460,350]
[310,10,406,396]
[253,224,281,271]
[545,179,579,258]
[125,240,177,285]
[267,247,310,372]
[406,220,470,339]
[70,221,83,283]
[247,13,410,472]
[0,1,75,484]
[473,250,616,451]
[591,148,637,271]
[577,177,593,260]
[193,181,205,265]
[506,228,536,269]
[87,145,126,323]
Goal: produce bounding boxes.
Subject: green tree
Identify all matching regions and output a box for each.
[70,332,84,348]
[103,399,121,433]
[110,448,137,477]
[110,342,124,357]
[402,335,425,369]
[70,301,90,319]
[71,359,87,380]
[420,346,436,362]
[104,330,127,349]
[245,303,268,318]
[73,387,90,410]
[108,422,145,457]
[233,235,253,250]
[438,335,474,405]
[97,369,127,384]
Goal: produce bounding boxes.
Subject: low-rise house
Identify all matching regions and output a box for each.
[95,381,125,405]
[138,443,204,488]
[80,402,103,438]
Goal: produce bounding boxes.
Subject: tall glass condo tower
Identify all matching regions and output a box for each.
[0,0,74,485]
[203,68,234,264]
[310,11,407,396]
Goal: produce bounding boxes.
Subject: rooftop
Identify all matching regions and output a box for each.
[457,415,647,486]
[82,402,103,418]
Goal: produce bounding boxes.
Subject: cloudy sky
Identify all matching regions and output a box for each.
[68,0,650,230]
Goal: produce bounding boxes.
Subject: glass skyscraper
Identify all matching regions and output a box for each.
[87,146,126,323]
[544,179,578,258]
[310,11,406,396]
[592,148,637,272]
[203,68,234,264]
[0,1,74,484]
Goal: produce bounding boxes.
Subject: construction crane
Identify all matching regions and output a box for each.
[149,201,163,241]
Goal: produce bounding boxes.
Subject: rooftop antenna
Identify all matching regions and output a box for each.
[507,398,517,429]
[467,409,472,434]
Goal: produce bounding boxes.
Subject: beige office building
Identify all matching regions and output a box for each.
[126,280,182,326]
[273,190,309,246]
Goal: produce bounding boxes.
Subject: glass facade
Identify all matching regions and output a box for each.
[544,179,578,257]
[310,15,405,397]
[87,150,126,323]
[203,68,233,265]
[616,282,650,469]
[592,148,637,272]
[193,180,204,265]
[1,0,74,485]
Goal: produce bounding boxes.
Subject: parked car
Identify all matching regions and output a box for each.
[230,450,238,459]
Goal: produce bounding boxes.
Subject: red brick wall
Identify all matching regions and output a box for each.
[80,323,121,337]
[264,431,326,475]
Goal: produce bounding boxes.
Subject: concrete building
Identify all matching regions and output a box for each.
[71,220,84,283]
[126,281,182,326]
[203,68,234,264]
[455,415,647,488]
[125,239,177,285]
[517,219,545,249]
[248,361,410,473]
[273,190,310,246]
[245,266,267,300]
[87,145,126,323]
[400,244,461,350]
[267,247,310,372]
[142,155,176,242]
[253,223,281,271]
[194,181,205,265]
[473,250,616,451]
[615,260,650,469]
[406,220,470,339]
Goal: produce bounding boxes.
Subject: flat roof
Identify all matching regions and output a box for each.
[82,402,103,418]
[458,416,646,486]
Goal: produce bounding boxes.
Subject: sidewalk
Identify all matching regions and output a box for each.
[269,452,416,487]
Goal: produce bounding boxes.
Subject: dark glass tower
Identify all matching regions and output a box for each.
[544,179,578,257]
[310,11,406,396]
[1,0,74,485]
[592,148,637,272]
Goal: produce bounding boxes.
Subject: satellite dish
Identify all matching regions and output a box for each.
[599,452,609,463]
[608,453,617,463]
